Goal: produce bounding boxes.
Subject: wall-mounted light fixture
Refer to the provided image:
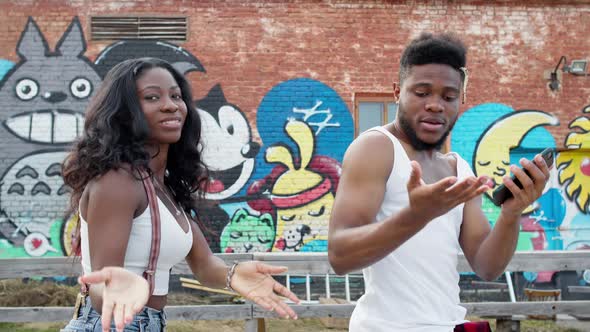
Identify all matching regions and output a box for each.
[568,59,588,75]
[548,56,589,91]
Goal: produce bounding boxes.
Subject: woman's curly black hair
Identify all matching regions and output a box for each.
[62,57,208,217]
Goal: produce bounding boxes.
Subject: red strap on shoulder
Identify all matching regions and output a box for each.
[138,168,161,295]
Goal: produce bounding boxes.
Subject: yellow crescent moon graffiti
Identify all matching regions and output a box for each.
[474,111,559,212]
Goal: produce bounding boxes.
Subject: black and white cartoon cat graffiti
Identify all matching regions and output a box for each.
[0,17,101,256]
[196,84,261,252]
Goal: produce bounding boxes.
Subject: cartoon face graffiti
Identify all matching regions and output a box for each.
[220,209,275,253]
[474,111,559,192]
[197,84,260,200]
[557,105,590,213]
[281,224,312,251]
[274,193,333,252]
[0,151,69,241]
[260,120,336,251]
[0,17,100,145]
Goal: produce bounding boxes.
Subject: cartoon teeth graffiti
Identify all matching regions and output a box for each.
[557,105,590,213]
[197,84,260,200]
[0,151,69,256]
[195,84,260,252]
[0,17,100,179]
[248,120,341,252]
[473,110,559,212]
[220,208,275,253]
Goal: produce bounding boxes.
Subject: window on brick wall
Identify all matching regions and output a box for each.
[90,16,188,41]
[354,93,397,136]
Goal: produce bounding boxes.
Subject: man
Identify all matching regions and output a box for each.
[328,32,550,331]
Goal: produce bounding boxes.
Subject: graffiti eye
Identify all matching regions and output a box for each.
[308,206,325,217]
[227,124,234,135]
[477,160,491,166]
[8,183,25,195]
[502,160,510,166]
[15,78,39,101]
[281,215,295,222]
[230,231,242,239]
[70,77,92,99]
[258,235,272,244]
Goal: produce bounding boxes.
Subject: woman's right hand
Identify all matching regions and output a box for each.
[79,267,149,332]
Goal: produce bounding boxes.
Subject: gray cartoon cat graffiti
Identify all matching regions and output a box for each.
[0,17,101,176]
[0,17,100,256]
[0,151,69,255]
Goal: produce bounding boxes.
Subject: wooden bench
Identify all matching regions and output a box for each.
[0,251,589,332]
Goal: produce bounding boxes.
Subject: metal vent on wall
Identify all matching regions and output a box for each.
[91,16,187,41]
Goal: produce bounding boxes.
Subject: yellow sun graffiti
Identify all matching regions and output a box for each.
[557,105,590,213]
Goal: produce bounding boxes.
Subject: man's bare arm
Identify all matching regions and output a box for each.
[460,155,550,281]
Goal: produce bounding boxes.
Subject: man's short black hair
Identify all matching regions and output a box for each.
[399,32,467,84]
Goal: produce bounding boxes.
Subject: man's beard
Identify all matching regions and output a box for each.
[398,114,455,151]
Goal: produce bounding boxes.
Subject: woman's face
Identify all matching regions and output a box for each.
[135,67,187,144]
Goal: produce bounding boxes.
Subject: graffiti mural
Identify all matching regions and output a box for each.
[452,103,590,287]
[239,79,354,252]
[220,208,275,253]
[557,105,590,214]
[0,17,355,257]
[0,17,100,257]
[195,84,261,252]
[247,120,341,252]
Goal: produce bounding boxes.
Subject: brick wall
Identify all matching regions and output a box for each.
[0,1,588,262]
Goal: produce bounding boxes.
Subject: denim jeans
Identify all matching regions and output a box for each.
[61,296,166,332]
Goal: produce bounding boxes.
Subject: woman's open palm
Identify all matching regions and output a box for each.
[230,261,300,319]
[79,267,149,332]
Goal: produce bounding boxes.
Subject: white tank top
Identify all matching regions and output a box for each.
[80,197,193,295]
[349,127,473,332]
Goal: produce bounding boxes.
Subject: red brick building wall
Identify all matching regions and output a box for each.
[0,1,588,262]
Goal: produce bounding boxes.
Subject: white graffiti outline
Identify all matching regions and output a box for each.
[293,100,340,135]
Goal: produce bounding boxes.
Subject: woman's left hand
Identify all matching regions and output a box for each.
[230,261,300,319]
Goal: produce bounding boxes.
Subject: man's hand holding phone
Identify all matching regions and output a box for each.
[491,148,553,215]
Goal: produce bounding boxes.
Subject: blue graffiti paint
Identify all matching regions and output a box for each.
[248,78,353,194]
[531,188,566,250]
[0,59,14,80]
[564,212,590,251]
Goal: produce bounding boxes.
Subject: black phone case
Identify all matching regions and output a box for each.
[490,148,554,207]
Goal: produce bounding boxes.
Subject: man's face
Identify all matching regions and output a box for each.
[395,63,462,151]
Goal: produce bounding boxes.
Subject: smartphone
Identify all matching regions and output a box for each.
[490,148,554,207]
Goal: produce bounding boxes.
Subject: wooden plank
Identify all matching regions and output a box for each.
[0,305,252,322]
[254,301,590,318]
[493,251,590,272]
[0,257,81,279]
[1,301,589,322]
[1,251,589,279]
[253,304,355,319]
[568,286,590,293]
[463,301,590,316]
[164,304,252,320]
[0,307,73,322]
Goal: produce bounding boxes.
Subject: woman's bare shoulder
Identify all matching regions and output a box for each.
[86,166,144,200]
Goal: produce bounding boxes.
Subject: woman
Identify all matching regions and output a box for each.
[62,58,299,332]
